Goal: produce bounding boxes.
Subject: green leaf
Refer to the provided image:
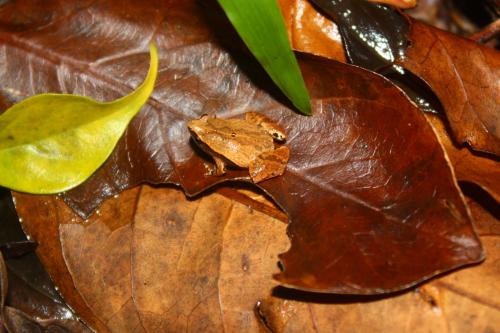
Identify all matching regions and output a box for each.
[217,0,311,115]
[0,43,158,194]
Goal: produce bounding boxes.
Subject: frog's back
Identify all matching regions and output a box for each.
[205,118,274,167]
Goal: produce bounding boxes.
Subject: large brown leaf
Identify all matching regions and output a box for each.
[255,57,484,293]
[13,186,500,333]
[0,0,483,293]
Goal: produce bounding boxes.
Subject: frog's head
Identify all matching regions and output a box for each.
[187,119,203,142]
[187,115,210,143]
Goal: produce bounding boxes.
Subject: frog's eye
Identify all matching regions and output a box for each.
[231,132,236,137]
[272,132,285,141]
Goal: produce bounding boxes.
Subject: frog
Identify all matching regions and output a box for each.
[187,112,290,183]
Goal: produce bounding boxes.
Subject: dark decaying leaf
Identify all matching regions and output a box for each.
[0,254,6,312]
[0,0,484,293]
[0,188,62,303]
[2,268,91,333]
[277,0,444,115]
[0,241,37,260]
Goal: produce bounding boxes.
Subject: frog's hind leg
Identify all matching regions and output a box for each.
[249,146,289,183]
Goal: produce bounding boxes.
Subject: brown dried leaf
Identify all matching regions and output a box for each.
[263,57,483,293]
[277,0,346,62]
[427,115,500,203]
[1,0,483,293]
[13,186,500,333]
[14,186,290,332]
[397,20,500,155]
[216,186,289,223]
[12,188,142,333]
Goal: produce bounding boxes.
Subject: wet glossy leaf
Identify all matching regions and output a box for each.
[218,0,311,114]
[0,43,158,194]
[308,0,410,71]
[0,241,37,260]
[2,270,91,333]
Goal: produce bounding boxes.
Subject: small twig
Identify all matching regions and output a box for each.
[216,187,289,223]
[367,0,417,9]
[469,19,500,43]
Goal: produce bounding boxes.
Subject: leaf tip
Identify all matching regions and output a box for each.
[294,97,312,116]
[147,42,159,85]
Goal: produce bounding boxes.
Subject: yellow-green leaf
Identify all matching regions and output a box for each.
[0,43,158,194]
[218,0,311,115]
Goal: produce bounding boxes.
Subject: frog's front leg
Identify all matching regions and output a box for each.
[213,155,227,176]
[249,146,289,183]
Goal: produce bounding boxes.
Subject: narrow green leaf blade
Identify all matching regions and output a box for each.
[0,43,158,194]
[218,0,311,115]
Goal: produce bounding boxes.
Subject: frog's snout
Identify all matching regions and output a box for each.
[187,119,202,132]
[187,121,200,139]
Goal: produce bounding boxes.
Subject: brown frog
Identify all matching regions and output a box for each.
[187,112,289,183]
